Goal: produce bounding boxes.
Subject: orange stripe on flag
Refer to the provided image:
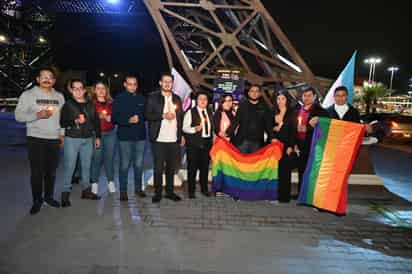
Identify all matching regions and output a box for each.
[313,120,344,208]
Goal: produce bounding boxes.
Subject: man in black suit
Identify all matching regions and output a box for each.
[145,73,184,203]
[295,87,329,198]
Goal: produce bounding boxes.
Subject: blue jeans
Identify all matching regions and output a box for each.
[62,137,94,192]
[118,140,145,192]
[91,130,116,183]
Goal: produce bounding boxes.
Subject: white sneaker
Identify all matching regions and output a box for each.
[107,181,116,193]
[91,183,98,195]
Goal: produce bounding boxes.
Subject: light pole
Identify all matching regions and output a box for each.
[364,57,382,83]
[387,66,399,91]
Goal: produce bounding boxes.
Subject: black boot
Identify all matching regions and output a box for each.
[61,192,71,207]
[30,200,43,215]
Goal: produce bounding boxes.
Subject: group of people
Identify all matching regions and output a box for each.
[15,67,362,215]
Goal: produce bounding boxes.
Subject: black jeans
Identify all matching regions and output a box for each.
[152,142,179,196]
[186,145,210,195]
[297,140,310,195]
[278,153,293,202]
[27,137,60,203]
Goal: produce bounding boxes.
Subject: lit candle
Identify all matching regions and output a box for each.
[298,116,303,127]
[101,109,107,116]
[47,106,54,111]
[78,114,85,123]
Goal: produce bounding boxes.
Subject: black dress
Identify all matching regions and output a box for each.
[273,110,296,202]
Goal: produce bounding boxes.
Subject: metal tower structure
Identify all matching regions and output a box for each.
[143,0,331,92]
[0,0,54,97]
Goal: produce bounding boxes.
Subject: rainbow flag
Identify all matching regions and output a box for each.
[210,137,283,201]
[298,118,365,214]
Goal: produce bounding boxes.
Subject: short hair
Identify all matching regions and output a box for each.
[334,86,349,95]
[37,67,56,78]
[248,84,262,92]
[124,75,138,83]
[70,78,85,88]
[302,86,316,95]
[160,72,174,82]
[195,91,209,101]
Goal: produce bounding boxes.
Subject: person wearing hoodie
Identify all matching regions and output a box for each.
[60,79,101,207]
[112,75,147,201]
[15,67,65,215]
[228,85,275,154]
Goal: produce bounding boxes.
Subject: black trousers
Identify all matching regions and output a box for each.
[27,137,60,203]
[152,142,179,196]
[297,140,310,195]
[186,145,210,195]
[278,153,293,202]
[237,140,262,154]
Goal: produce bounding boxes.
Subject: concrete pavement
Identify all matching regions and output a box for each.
[0,144,412,274]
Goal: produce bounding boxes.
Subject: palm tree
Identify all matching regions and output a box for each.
[362,82,389,114]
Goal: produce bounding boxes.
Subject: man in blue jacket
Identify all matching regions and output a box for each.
[112,75,147,201]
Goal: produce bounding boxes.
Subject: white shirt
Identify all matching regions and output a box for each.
[183,107,211,138]
[156,94,178,143]
[334,104,349,120]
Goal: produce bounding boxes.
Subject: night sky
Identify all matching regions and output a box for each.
[52,0,412,91]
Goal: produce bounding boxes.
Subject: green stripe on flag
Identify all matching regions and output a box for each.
[306,118,331,204]
[212,161,278,182]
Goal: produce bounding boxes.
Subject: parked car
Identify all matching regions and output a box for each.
[361,113,412,143]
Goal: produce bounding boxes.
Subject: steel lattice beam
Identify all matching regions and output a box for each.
[143,0,331,92]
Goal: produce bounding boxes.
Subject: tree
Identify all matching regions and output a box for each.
[362,82,389,114]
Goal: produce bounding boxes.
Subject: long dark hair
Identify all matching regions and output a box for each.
[217,93,233,112]
[273,90,293,115]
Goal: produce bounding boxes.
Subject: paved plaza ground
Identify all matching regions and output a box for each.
[0,142,412,274]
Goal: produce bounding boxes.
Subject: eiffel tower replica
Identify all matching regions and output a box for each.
[143,0,331,93]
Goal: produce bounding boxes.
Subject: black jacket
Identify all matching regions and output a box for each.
[272,110,297,149]
[184,107,214,149]
[228,98,274,147]
[144,91,183,143]
[213,110,235,139]
[60,98,101,138]
[327,104,361,123]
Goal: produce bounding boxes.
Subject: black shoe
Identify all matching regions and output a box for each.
[165,193,182,202]
[30,201,42,215]
[152,195,162,203]
[120,192,128,201]
[201,191,211,197]
[44,198,60,208]
[135,191,147,198]
[188,193,196,199]
[71,176,80,185]
[61,192,71,208]
[81,187,101,200]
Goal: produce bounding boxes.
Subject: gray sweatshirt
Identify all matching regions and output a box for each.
[15,86,65,139]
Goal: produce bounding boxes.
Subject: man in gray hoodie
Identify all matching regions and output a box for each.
[15,67,65,215]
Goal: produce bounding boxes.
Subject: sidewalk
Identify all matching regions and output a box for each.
[0,144,412,274]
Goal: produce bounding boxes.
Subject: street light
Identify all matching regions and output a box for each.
[387,66,399,91]
[364,57,382,83]
[0,34,7,43]
[113,73,119,78]
[38,36,47,44]
[99,72,105,77]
